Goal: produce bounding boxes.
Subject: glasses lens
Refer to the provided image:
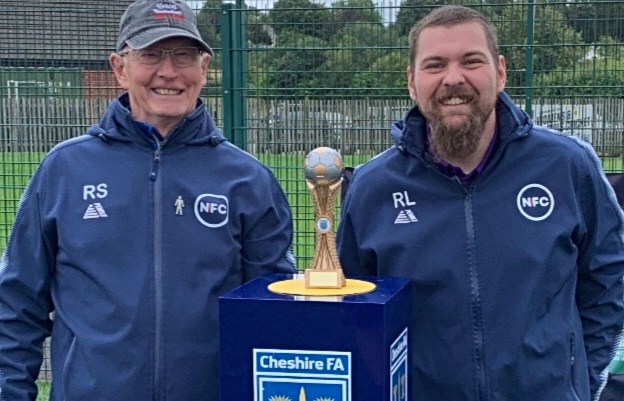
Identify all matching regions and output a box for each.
[173,48,200,66]
[132,48,200,66]
[137,49,162,65]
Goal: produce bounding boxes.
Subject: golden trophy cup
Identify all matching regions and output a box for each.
[266,147,375,297]
[302,147,346,288]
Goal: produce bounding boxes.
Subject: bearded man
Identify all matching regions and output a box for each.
[336,5,624,401]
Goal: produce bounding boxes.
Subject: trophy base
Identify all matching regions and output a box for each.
[305,268,345,289]
[268,277,376,297]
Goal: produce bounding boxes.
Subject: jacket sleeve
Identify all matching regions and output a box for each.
[0,166,55,401]
[241,169,295,282]
[575,147,624,398]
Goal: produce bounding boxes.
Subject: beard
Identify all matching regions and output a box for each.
[426,88,495,163]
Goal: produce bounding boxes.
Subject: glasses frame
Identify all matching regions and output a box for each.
[118,47,203,67]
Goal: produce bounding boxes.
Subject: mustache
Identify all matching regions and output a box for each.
[435,87,475,103]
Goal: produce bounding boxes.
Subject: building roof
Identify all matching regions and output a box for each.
[0,1,131,68]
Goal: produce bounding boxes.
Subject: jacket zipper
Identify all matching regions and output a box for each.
[150,146,161,182]
[464,192,489,400]
[152,143,163,400]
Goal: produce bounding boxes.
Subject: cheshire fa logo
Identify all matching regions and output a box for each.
[254,349,351,401]
[390,329,409,401]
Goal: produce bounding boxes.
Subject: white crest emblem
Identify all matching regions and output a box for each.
[194,194,229,228]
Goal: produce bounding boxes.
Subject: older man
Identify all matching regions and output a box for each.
[0,1,295,400]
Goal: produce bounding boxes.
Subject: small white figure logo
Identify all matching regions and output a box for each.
[175,196,185,216]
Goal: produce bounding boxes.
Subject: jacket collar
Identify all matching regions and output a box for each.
[86,92,226,150]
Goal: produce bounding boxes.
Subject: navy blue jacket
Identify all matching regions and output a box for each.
[0,93,295,401]
[337,92,624,401]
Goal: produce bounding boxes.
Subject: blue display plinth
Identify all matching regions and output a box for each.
[219,273,412,401]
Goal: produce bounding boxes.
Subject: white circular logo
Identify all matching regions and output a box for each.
[194,194,229,228]
[516,184,554,221]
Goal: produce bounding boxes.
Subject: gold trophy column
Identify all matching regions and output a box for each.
[305,178,345,288]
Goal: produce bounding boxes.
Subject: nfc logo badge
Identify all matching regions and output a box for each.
[194,194,229,228]
[254,349,351,401]
[390,328,408,401]
[516,184,555,221]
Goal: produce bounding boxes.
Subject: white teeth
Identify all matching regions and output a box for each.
[154,89,181,95]
[443,97,465,105]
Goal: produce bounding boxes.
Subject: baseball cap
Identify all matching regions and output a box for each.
[116,0,213,55]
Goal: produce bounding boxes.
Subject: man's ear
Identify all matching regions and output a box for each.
[201,53,211,85]
[109,52,130,90]
[406,65,417,103]
[497,55,507,92]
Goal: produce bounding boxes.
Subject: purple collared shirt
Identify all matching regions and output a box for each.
[429,127,499,188]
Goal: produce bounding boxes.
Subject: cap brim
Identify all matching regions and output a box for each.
[125,28,214,56]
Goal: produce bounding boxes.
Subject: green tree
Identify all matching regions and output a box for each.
[196,0,222,54]
[393,0,482,37]
[496,4,585,94]
[270,0,336,41]
[534,54,624,97]
[266,29,329,96]
[352,50,409,96]
[595,36,622,59]
[393,0,441,37]
[332,0,383,28]
[329,23,402,71]
[562,0,624,43]
[246,8,273,46]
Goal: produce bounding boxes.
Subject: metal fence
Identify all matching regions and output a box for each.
[1,0,624,383]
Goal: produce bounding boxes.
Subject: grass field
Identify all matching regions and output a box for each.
[36,381,50,401]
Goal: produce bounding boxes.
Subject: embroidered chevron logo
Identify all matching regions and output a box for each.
[83,203,108,219]
[394,209,418,224]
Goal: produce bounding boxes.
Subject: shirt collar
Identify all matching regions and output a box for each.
[428,125,499,185]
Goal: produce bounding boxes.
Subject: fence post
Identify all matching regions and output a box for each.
[524,0,535,117]
[220,0,248,149]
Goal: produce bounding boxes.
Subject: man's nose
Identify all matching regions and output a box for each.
[442,64,466,86]
[157,52,178,75]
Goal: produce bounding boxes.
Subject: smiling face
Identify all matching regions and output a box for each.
[109,37,210,137]
[407,21,506,161]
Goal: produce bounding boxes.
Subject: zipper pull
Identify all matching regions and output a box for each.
[150,146,162,181]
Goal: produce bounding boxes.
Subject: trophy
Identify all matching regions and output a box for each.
[303,146,346,288]
[266,146,375,297]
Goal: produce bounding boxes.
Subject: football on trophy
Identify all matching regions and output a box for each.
[304,147,344,186]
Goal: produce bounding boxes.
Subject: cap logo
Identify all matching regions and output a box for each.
[153,2,185,21]
[116,0,213,55]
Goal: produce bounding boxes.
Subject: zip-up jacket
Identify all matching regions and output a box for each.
[0,93,295,401]
[336,92,624,401]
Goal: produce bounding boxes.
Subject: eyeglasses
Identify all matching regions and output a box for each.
[118,47,202,67]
